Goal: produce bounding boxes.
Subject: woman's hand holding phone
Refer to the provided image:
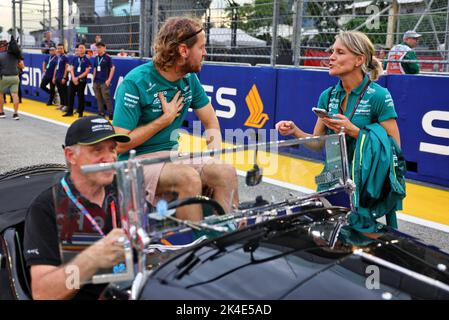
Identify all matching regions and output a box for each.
[312,107,330,118]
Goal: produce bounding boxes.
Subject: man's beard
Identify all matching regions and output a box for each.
[180,58,201,74]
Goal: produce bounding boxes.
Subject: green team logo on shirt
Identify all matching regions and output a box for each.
[385,93,394,107]
[113,61,210,159]
[123,93,139,108]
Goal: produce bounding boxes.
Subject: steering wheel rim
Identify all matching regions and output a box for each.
[167,196,226,216]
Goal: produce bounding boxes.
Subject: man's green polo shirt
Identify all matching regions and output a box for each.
[113,61,210,160]
[400,43,420,74]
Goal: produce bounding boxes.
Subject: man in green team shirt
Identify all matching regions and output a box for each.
[386,30,421,74]
[113,17,239,221]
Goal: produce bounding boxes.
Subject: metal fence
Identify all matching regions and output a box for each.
[9,0,141,55]
[9,0,449,72]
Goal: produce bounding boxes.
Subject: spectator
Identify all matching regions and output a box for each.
[113,16,239,221]
[23,115,131,300]
[40,47,57,105]
[63,43,91,117]
[41,31,56,54]
[52,43,69,112]
[90,35,102,57]
[17,57,24,104]
[3,56,24,104]
[386,30,421,74]
[117,48,128,57]
[0,40,7,52]
[0,36,23,120]
[93,42,115,120]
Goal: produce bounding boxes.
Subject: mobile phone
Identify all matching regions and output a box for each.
[312,107,329,118]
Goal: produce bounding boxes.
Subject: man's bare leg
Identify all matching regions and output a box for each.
[0,93,4,114]
[199,162,239,213]
[156,163,203,221]
[11,93,19,114]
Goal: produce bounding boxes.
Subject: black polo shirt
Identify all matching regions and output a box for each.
[23,173,120,300]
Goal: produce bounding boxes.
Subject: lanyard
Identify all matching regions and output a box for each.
[337,80,371,121]
[97,56,104,66]
[60,177,125,274]
[77,57,82,69]
[60,177,105,237]
[48,56,55,66]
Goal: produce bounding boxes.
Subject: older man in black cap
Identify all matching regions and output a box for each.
[386,30,421,74]
[23,116,131,300]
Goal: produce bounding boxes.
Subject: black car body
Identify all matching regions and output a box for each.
[141,207,449,300]
[1,134,449,300]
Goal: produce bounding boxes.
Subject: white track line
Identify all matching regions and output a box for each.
[396,213,449,233]
[8,107,448,232]
[4,107,70,127]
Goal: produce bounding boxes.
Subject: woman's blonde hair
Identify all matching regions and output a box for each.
[153,17,203,71]
[335,31,383,81]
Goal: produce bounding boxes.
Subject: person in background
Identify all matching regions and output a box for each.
[17,57,24,104]
[40,47,57,106]
[374,45,390,71]
[0,36,23,120]
[117,48,128,57]
[63,43,91,117]
[93,42,115,120]
[41,31,56,54]
[53,43,69,112]
[386,30,421,74]
[3,57,24,104]
[90,35,102,57]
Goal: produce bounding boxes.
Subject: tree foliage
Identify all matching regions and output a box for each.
[224,0,292,38]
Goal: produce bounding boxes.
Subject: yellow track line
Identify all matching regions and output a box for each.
[9,98,449,227]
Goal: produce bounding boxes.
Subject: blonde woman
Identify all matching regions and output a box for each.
[277,30,400,158]
[276,31,403,237]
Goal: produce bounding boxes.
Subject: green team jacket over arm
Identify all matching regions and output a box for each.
[349,123,406,234]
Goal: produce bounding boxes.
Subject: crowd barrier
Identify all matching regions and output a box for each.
[19,53,449,188]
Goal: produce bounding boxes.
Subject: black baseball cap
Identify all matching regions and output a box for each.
[64,116,130,147]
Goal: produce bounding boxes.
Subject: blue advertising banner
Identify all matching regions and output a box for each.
[20,53,143,111]
[387,74,449,186]
[195,64,277,143]
[275,68,335,134]
[18,53,449,187]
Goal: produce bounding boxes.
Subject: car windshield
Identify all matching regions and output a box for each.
[54,132,351,285]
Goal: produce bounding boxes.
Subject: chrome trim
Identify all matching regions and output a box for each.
[353,249,449,293]
[144,236,208,253]
[131,271,150,300]
[338,128,355,212]
[81,134,343,174]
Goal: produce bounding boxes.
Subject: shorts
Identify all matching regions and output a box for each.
[0,75,20,94]
[136,151,219,205]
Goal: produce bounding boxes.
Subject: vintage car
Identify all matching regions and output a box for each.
[1,133,449,300]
